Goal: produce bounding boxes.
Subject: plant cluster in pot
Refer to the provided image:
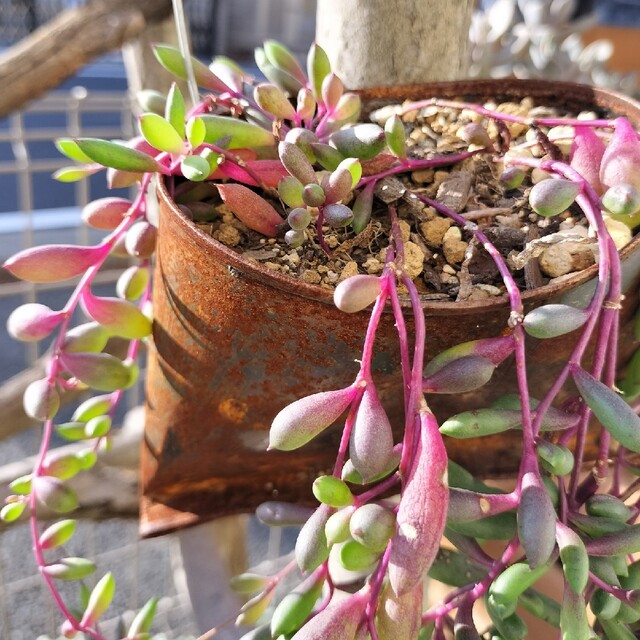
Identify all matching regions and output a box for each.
[2,39,640,640]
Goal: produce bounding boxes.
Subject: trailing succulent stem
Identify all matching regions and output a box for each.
[3,37,640,640]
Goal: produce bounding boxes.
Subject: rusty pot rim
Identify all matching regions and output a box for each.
[159,78,640,317]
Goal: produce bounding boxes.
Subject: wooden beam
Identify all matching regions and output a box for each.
[0,0,173,118]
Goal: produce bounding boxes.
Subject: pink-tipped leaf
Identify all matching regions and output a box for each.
[269,386,356,451]
[216,183,283,237]
[3,244,106,283]
[600,117,640,190]
[349,384,395,483]
[570,125,606,195]
[389,410,448,596]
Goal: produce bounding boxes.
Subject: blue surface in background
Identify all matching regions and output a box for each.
[0,54,129,216]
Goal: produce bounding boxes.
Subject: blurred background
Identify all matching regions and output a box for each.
[0,1,639,638]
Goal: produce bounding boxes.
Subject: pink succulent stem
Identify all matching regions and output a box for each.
[28,173,153,638]
[399,98,616,130]
[357,150,480,187]
[422,537,520,623]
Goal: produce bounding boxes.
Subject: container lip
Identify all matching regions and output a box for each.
[159,78,640,315]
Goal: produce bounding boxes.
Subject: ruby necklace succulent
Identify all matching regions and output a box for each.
[2,39,640,640]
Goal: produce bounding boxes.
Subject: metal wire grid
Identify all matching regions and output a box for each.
[0,89,197,639]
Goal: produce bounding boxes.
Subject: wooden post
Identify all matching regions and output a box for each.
[315,0,474,89]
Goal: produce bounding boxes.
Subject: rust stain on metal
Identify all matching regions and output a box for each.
[140,79,640,537]
[218,398,249,425]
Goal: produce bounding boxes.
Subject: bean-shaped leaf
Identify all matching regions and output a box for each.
[331,124,386,160]
[75,138,162,173]
[600,117,640,191]
[271,569,325,637]
[349,384,394,482]
[389,410,448,596]
[323,162,354,204]
[523,304,589,339]
[165,83,185,138]
[81,292,151,339]
[570,125,605,195]
[263,40,307,85]
[23,378,60,421]
[290,591,367,640]
[351,181,374,233]
[42,557,96,580]
[295,503,333,572]
[7,303,63,342]
[440,408,522,439]
[3,244,105,283]
[181,155,211,181]
[334,274,381,313]
[307,43,332,100]
[556,522,588,594]
[376,581,423,640]
[80,572,115,626]
[82,197,132,230]
[560,588,591,640]
[216,183,283,237]
[127,598,159,638]
[529,178,580,217]
[384,115,407,159]
[200,114,275,148]
[572,366,640,452]
[269,387,356,450]
[39,519,77,550]
[424,335,515,377]
[139,113,186,154]
[153,44,230,93]
[32,476,78,513]
[254,83,297,120]
[423,355,496,394]
[53,165,102,182]
[59,352,132,392]
[279,141,317,185]
[489,561,551,619]
[518,472,556,568]
[312,475,353,507]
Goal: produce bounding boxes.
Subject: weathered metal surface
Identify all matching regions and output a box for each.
[141,79,640,537]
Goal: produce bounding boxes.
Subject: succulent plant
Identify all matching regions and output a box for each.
[2,35,640,640]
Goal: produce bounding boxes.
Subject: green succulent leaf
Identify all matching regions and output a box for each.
[42,557,96,581]
[75,138,162,173]
[55,138,95,163]
[165,83,186,138]
[181,155,211,182]
[127,598,158,637]
[139,113,185,154]
[0,501,26,523]
[52,165,102,182]
[81,572,115,626]
[39,519,77,550]
[153,44,229,93]
[200,114,275,149]
[384,115,407,159]
[523,304,589,339]
[307,43,332,100]
[263,40,307,84]
[186,116,206,148]
[572,366,640,452]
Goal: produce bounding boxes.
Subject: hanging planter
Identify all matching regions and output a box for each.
[140,78,640,537]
